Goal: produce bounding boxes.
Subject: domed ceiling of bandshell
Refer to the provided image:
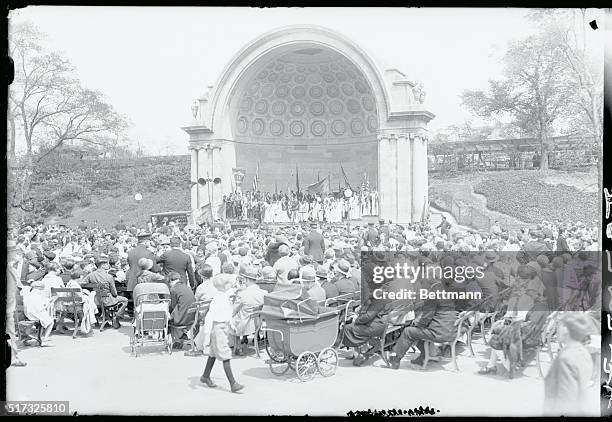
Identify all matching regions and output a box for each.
[233,48,379,141]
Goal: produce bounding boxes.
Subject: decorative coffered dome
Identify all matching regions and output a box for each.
[233,49,378,141]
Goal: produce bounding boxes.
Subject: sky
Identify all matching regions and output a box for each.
[8,7,603,155]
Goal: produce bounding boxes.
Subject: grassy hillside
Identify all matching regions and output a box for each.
[430,168,598,228]
[9,154,598,230]
[9,155,191,229]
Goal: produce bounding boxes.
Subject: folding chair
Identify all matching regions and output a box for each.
[51,287,84,339]
[169,306,197,350]
[15,294,42,346]
[235,304,264,358]
[93,285,122,331]
[422,311,473,372]
[184,299,211,357]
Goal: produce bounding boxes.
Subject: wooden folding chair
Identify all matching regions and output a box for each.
[236,304,264,358]
[184,299,211,356]
[15,294,42,346]
[93,285,122,331]
[169,306,198,350]
[51,287,84,339]
[422,311,473,372]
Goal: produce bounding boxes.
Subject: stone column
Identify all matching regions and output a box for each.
[190,147,198,210]
[396,132,412,223]
[411,134,425,222]
[377,130,429,224]
[415,135,429,222]
[377,134,396,221]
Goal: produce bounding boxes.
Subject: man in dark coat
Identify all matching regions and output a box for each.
[303,223,325,264]
[265,235,289,267]
[436,216,451,236]
[126,233,159,293]
[316,267,339,299]
[342,275,414,366]
[378,219,390,238]
[523,230,551,253]
[556,228,571,252]
[363,222,379,248]
[389,277,459,369]
[158,237,196,289]
[168,272,196,348]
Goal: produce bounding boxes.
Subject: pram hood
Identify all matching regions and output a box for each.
[133,282,170,300]
[261,284,319,320]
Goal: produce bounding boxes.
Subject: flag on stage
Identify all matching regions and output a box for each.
[252,161,260,191]
[306,176,330,195]
[340,163,354,191]
[192,203,215,224]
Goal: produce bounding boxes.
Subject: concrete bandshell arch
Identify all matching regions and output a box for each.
[205,25,391,140]
[184,25,434,223]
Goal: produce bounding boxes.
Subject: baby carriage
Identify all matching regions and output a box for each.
[130,282,172,357]
[260,285,342,381]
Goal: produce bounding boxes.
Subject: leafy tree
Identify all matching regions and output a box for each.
[528,8,603,207]
[461,31,576,170]
[528,9,603,141]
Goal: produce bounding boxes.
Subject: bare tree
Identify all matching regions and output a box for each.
[9,21,127,198]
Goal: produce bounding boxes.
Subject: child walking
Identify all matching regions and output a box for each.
[200,274,244,393]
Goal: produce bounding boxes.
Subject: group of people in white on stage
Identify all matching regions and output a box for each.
[223,189,379,224]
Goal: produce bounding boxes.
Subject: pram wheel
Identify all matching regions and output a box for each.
[296,351,318,381]
[316,347,338,377]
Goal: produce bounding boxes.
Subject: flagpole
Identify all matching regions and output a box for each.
[296,163,300,195]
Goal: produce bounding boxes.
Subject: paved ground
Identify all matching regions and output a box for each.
[6,320,599,416]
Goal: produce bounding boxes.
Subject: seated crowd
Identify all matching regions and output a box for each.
[6,215,600,410]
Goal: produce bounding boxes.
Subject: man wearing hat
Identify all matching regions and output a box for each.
[127,232,160,299]
[168,271,197,349]
[265,234,289,266]
[158,237,196,290]
[231,267,267,355]
[378,219,390,238]
[523,230,551,253]
[363,222,379,249]
[476,252,504,311]
[436,216,452,236]
[556,228,571,252]
[303,223,325,264]
[316,267,339,299]
[83,258,129,328]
